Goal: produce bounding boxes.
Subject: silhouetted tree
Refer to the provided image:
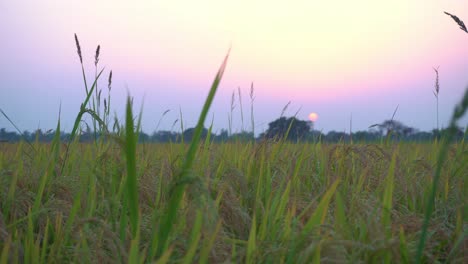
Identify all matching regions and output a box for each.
[374,120,416,138]
[264,117,309,141]
[138,132,150,143]
[353,130,380,142]
[151,131,179,142]
[214,129,229,142]
[229,131,254,142]
[183,127,209,142]
[324,131,350,142]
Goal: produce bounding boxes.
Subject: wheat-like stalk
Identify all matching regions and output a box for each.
[280,101,291,117]
[108,70,113,91]
[74,33,83,64]
[444,12,468,33]
[250,82,255,137]
[94,45,100,66]
[228,90,235,136]
[238,87,244,132]
[433,67,440,131]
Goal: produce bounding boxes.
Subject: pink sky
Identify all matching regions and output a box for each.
[0,0,467,134]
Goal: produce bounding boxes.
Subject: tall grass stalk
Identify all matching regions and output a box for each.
[433,67,440,131]
[124,96,141,238]
[154,50,230,258]
[250,82,255,138]
[415,86,468,263]
[238,87,244,132]
[228,90,235,136]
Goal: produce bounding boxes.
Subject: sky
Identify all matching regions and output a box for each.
[0,0,467,135]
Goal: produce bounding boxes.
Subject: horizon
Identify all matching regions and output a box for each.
[1,1,468,135]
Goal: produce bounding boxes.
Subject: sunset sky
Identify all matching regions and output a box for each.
[1,0,467,135]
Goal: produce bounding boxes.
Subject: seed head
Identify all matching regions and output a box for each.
[108,70,113,91]
[444,12,468,33]
[74,33,83,64]
[250,82,255,100]
[95,45,100,66]
[433,66,440,97]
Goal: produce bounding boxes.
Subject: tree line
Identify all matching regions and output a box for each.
[0,117,465,143]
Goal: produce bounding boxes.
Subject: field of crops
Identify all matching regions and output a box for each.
[1,36,467,263]
[0,133,466,263]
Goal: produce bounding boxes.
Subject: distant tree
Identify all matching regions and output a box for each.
[408,131,434,142]
[229,131,254,142]
[438,126,466,141]
[0,128,17,142]
[264,117,309,141]
[374,120,416,138]
[304,130,323,142]
[151,130,179,142]
[138,132,150,143]
[324,131,350,143]
[182,127,209,142]
[353,130,380,142]
[79,126,93,142]
[214,129,229,142]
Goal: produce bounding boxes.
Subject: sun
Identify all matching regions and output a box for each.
[308,112,319,122]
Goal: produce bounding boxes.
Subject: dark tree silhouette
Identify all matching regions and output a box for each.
[374,120,416,137]
[264,117,309,141]
[183,127,209,142]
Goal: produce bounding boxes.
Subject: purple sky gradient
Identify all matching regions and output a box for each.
[0,1,467,135]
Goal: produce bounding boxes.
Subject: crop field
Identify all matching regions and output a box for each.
[0,136,466,263]
[0,36,467,263]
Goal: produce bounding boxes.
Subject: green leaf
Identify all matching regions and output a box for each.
[302,179,341,235]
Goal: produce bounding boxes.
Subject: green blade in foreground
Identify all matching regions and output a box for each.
[415,86,468,263]
[153,50,230,259]
[125,96,139,238]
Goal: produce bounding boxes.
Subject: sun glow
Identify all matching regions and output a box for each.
[308,112,319,122]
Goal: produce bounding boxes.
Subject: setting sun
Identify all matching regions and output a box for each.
[308,112,319,122]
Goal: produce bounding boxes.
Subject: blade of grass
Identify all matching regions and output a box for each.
[124,95,140,238]
[181,210,203,264]
[399,226,410,264]
[301,179,341,235]
[60,68,105,174]
[246,215,256,264]
[415,86,468,263]
[199,220,222,263]
[382,150,397,236]
[155,50,230,258]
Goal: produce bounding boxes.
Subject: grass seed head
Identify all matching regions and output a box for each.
[433,66,440,97]
[108,70,113,91]
[280,101,291,117]
[250,82,255,100]
[95,45,100,66]
[74,33,83,64]
[444,12,468,33]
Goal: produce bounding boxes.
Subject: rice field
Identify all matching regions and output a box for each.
[0,37,467,263]
[0,135,466,263]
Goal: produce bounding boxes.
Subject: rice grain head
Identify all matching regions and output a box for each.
[74,33,83,64]
[95,45,101,66]
[108,70,113,91]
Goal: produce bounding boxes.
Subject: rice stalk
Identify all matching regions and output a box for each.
[444,12,468,33]
[238,87,244,132]
[433,66,440,131]
[415,86,468,263]
[154,49,230,259]
[250,82,255,138]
